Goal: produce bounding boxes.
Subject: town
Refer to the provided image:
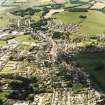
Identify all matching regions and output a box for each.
[0,0,105,105]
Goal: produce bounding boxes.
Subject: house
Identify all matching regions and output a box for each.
[8,39,19,45]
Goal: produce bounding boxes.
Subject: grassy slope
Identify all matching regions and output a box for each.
[80,11,105,34]
[0,12,22,28]
[0,92,9,102]
[53,10,105,34]
[32,11,43,21]
[74,53,105,90]
[0,40,6,46]
[15,35,34,42]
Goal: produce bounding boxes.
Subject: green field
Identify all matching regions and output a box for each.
[53,10,105,34]
[0,92,9,102]
[0,40,6,46]
[32,11,43,21]
[74,52,105,91]
[15,35,34,42]
[0,16,9,27]
[0,12,22,28]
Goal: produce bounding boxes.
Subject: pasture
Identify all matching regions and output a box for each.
[74,52,105,91]
[53,10,105,34]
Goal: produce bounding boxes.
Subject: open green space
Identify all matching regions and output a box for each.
[32,11,43,21]
[0,17,9,28]
[1,67,14,73]
[0,12,22,28]
[15,35,35,42]
[0,92,9,103]
[53,10,105,34]
[74,52,105,91]
[0,40,6,46]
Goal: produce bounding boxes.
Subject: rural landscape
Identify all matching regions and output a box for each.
[0,0,105,105]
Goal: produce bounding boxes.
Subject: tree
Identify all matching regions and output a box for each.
[79,15,87,19]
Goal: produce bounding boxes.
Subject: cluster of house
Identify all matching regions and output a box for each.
[47,20,80,33]
[0,44,16,69]
[66,89,101,105]
[8,18,36,33]
[0,45,21,73]
[0,14,103,105]
[0,50,10,70]
[0,17,38,73]
[0,28,24,40]
[11,88,101,105]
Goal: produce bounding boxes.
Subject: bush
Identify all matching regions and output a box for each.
[79,15,87,19]
[72,83,83,93]
[52,31,63,39]
[67,8,88,12]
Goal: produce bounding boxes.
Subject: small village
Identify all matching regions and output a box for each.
[0,15,104,105]
[0,0,105,105]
